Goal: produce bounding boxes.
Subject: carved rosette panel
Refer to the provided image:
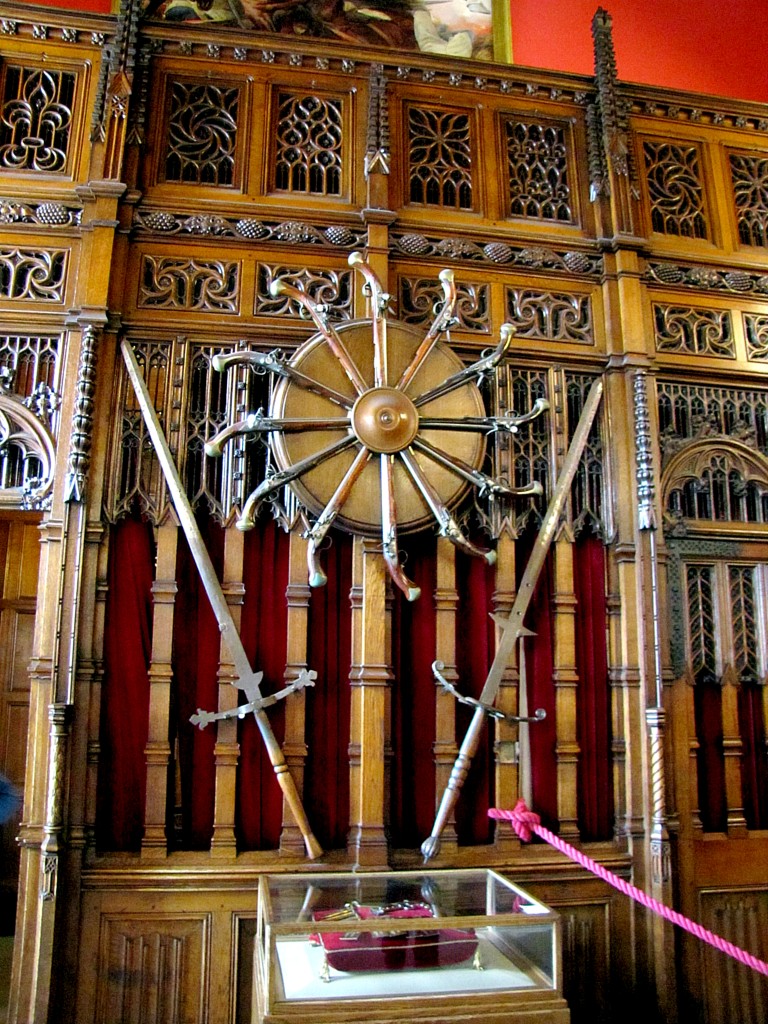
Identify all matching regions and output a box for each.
[255,264,353,320]
[686,564,717,679]
[642,140,709,239]
[729,151,768,248]
[504,119,572,222]
[657,380,768,460]
[398,276,489,332]
[164,81,239,186]
[139,256,239,313]
[273,92,343,196]
[0,248,67,302]
[0,65,76,173]
[653,304,733,357]
[744,314,768,360]
[407,104,473,210]
[505,288,592,344]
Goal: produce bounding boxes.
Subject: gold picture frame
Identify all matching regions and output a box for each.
[147,1,513,64]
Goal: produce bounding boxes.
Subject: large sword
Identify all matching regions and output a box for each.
[421,377,603,861]
[121,339,323,860]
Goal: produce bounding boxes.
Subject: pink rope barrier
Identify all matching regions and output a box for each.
[489,799,768,978]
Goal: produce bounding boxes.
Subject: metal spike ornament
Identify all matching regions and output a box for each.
[206,252,547,600]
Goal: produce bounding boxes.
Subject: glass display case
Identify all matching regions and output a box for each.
[253,869,570,1024]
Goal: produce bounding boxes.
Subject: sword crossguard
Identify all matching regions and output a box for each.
[431,661,546,724]
[191,669,318,730]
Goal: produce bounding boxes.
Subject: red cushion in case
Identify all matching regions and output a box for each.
[311,902,478,972]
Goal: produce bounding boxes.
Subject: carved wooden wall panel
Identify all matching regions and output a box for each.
[1,7,768,1024]
[0,516,40,913]
[697,888,768,1024]
[93,914,210,1024]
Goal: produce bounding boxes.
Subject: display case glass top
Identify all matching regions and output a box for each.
[254,869,568,1023]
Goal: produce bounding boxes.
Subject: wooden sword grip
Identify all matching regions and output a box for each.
[254,709,323,860]
[421,707,485,861]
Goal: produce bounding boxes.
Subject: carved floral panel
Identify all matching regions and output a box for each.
[729,151,768,248]
[255,264,353,319]
[642,139,709,239]
[504,118,572,222]
[398,276,489,332]
[0,248,67,302]
[407,103,473,210]
[273,92,343,196]
[0,65,76,174]
[139,256,240,313]
[744,313,768,361]
[505,288,592,343]
[164,80,240,186]
[653,304,733,357]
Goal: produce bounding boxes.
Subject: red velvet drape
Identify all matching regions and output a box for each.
[695,680,726,832]
[390,534,437,848]
[517,531,557,830]
[454,545,496,845]
[173,514,224,848]
[738,684,767,830]
[97,517,155,851]
[574,536,613,840]
[236,519,290,850]
[305,533,353,851]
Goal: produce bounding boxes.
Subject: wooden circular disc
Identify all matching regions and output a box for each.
[270,319,486,536]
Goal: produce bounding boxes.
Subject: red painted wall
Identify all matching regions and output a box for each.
[23,1,768,103]
[27,0,112,10]
[510,0,768,103]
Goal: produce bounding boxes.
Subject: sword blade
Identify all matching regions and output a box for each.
[421,377,603,860]
[121,339,323,859]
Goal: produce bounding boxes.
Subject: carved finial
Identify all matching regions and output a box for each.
[365,64,390,177]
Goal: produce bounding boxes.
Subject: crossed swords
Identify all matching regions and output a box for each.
[122,340,323,860]
[123,338,602,864]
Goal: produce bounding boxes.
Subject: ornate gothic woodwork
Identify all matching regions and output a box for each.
[641,138,710,239]
[0,4,767,1024]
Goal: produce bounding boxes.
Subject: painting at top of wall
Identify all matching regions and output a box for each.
[150,0,500,61]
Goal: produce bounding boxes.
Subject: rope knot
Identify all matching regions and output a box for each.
[489,798,541,842]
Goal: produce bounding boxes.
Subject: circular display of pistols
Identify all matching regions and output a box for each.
[206,253,545,600]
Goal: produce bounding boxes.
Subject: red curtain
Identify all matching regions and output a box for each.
[453,545,496,845]
[738,684,767,830]
[695,680,726,831]
[236,519,290,850]
[304,533,353,851]
[390,534,437,848]
[516,529,557,830]
[97,517,155,851]
[574,537,613,839]
[172,513,224,848]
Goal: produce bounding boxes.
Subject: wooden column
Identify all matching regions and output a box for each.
[280,531,312,856]
[210,526,243,856]
[433,537,459,857]
[492,532,520,853]
[141,522,177,857]
[720,670,747,834]
[348,538,390,867]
